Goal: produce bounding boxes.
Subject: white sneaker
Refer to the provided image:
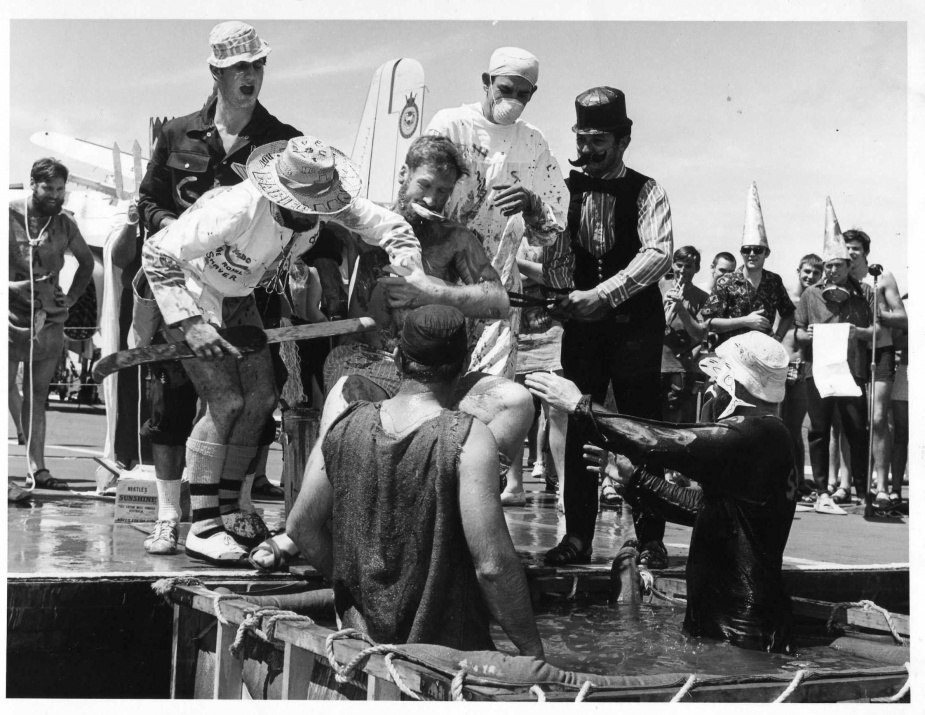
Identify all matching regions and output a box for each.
[185,529,248,566]
[144,520,179,555]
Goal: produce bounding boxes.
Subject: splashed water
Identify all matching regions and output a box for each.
[492,599,877,676]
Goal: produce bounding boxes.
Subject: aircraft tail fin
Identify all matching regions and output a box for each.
[351,58,425,205]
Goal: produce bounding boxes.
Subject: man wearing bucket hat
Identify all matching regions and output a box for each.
[701,183,795,347]
[141,136,429,565]
[288,305,545,657]
[526,331,798,653]
[793,199,874,513]
[136,21,302,556]
[426,48,568,382]
[541,86,672,567]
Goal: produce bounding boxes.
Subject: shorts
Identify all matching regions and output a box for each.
[324,344,402,398]
[873,346,896,383]
[141,294,276,446]
[9,321,65,362]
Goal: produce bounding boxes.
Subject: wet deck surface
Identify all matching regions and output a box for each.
[7,401,910,576]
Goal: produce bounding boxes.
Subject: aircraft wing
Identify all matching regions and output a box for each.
[31,131,150,190]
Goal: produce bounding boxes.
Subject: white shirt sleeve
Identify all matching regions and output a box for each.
[330,197,423,272]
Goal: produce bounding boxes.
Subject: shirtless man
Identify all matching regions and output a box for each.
[780,253,823,497]
[845,229,906,507]
[142,136,428,565]
[250,135,537,570]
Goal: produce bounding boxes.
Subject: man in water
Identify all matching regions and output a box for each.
[142,135,428,565]
[527,331,797,653]
[249,135,534,570]
[288,305,545,657]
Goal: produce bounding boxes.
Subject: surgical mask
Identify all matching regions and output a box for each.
[488,76,526,125]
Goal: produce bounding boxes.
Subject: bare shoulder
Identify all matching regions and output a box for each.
[460,418,499,465]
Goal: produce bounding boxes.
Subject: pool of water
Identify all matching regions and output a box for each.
[492,599,878,677]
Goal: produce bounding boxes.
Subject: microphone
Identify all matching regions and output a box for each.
[868,264,883,277]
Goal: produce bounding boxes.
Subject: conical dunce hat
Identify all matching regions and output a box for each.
[822,197,850,262]
[741,182,769,249]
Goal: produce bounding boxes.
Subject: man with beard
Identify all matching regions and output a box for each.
[249,135,536,571]
[542,87,673,567]
[142,136,428,565]
[527,331,797,653]
[9,158,96,495]
[136,21,302,555]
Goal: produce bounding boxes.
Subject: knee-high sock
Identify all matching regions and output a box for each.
[219,444,258,516]
[187,439,228,537]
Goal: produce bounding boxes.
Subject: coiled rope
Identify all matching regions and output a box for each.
[324,628,399,684]
[826,599,905,645]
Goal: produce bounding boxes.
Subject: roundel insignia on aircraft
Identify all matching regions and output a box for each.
[399,94,420,139]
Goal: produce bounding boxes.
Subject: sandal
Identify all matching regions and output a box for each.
[830,487,851,505]
[251,474,284,499]
[544,535,592,566]
[889,492,902,505]
[600,482,623,509]
[32,469,70,491]
[248,537,293,573]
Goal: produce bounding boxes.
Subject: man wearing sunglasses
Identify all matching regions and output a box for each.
[701,183,795,348]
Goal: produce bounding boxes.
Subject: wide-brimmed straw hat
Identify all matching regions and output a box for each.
[246,136,363,215]
[699,331,788,404]
[208,21,271,69]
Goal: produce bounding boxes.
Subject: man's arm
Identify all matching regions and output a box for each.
[379,228,508,318]
[137,126,179,234]
[330,197,422,271]
[286,443,334,579]
[541,229,574,291]
[518,142,569,247]
[65,221,96,308]
[458,421,545,659]
[108,203,141,270]
[877,272,907,330]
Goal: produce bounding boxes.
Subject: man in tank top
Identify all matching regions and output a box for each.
[288,305,545,657]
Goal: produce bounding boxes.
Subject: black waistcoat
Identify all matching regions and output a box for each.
[567,168,664,330]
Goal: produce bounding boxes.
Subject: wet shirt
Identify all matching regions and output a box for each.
[574,401,797,653]
[427,103,568,376]
[142,181,421,327]
[9,199,83,327]
[660,277,708,373]
[323,402,494,650]
[701,268,795,345]
[794,279,873,380]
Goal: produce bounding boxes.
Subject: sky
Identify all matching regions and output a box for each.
[4,6,921,296]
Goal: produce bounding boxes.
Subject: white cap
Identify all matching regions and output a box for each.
[488,47,539,86]
[700,331,789,405]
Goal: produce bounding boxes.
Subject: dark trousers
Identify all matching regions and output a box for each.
[805,377,869,497]
[561,320,663,547]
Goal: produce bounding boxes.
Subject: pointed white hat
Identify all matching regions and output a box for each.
[822,196,850,262]
[741,182,769,249]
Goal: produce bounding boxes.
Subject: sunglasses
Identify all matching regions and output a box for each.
[740,246,767,256]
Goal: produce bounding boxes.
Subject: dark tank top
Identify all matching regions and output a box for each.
[322,401,494,650]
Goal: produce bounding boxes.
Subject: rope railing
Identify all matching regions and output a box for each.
[826,599,906,645]
[772,669,808,703]
[671,674,697,702]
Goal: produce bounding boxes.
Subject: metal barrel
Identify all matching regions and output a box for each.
[280,405,321,518]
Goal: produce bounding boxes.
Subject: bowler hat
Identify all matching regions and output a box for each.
[572,86,633,135]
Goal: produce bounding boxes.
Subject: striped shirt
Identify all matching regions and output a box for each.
[544,164,673,308]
